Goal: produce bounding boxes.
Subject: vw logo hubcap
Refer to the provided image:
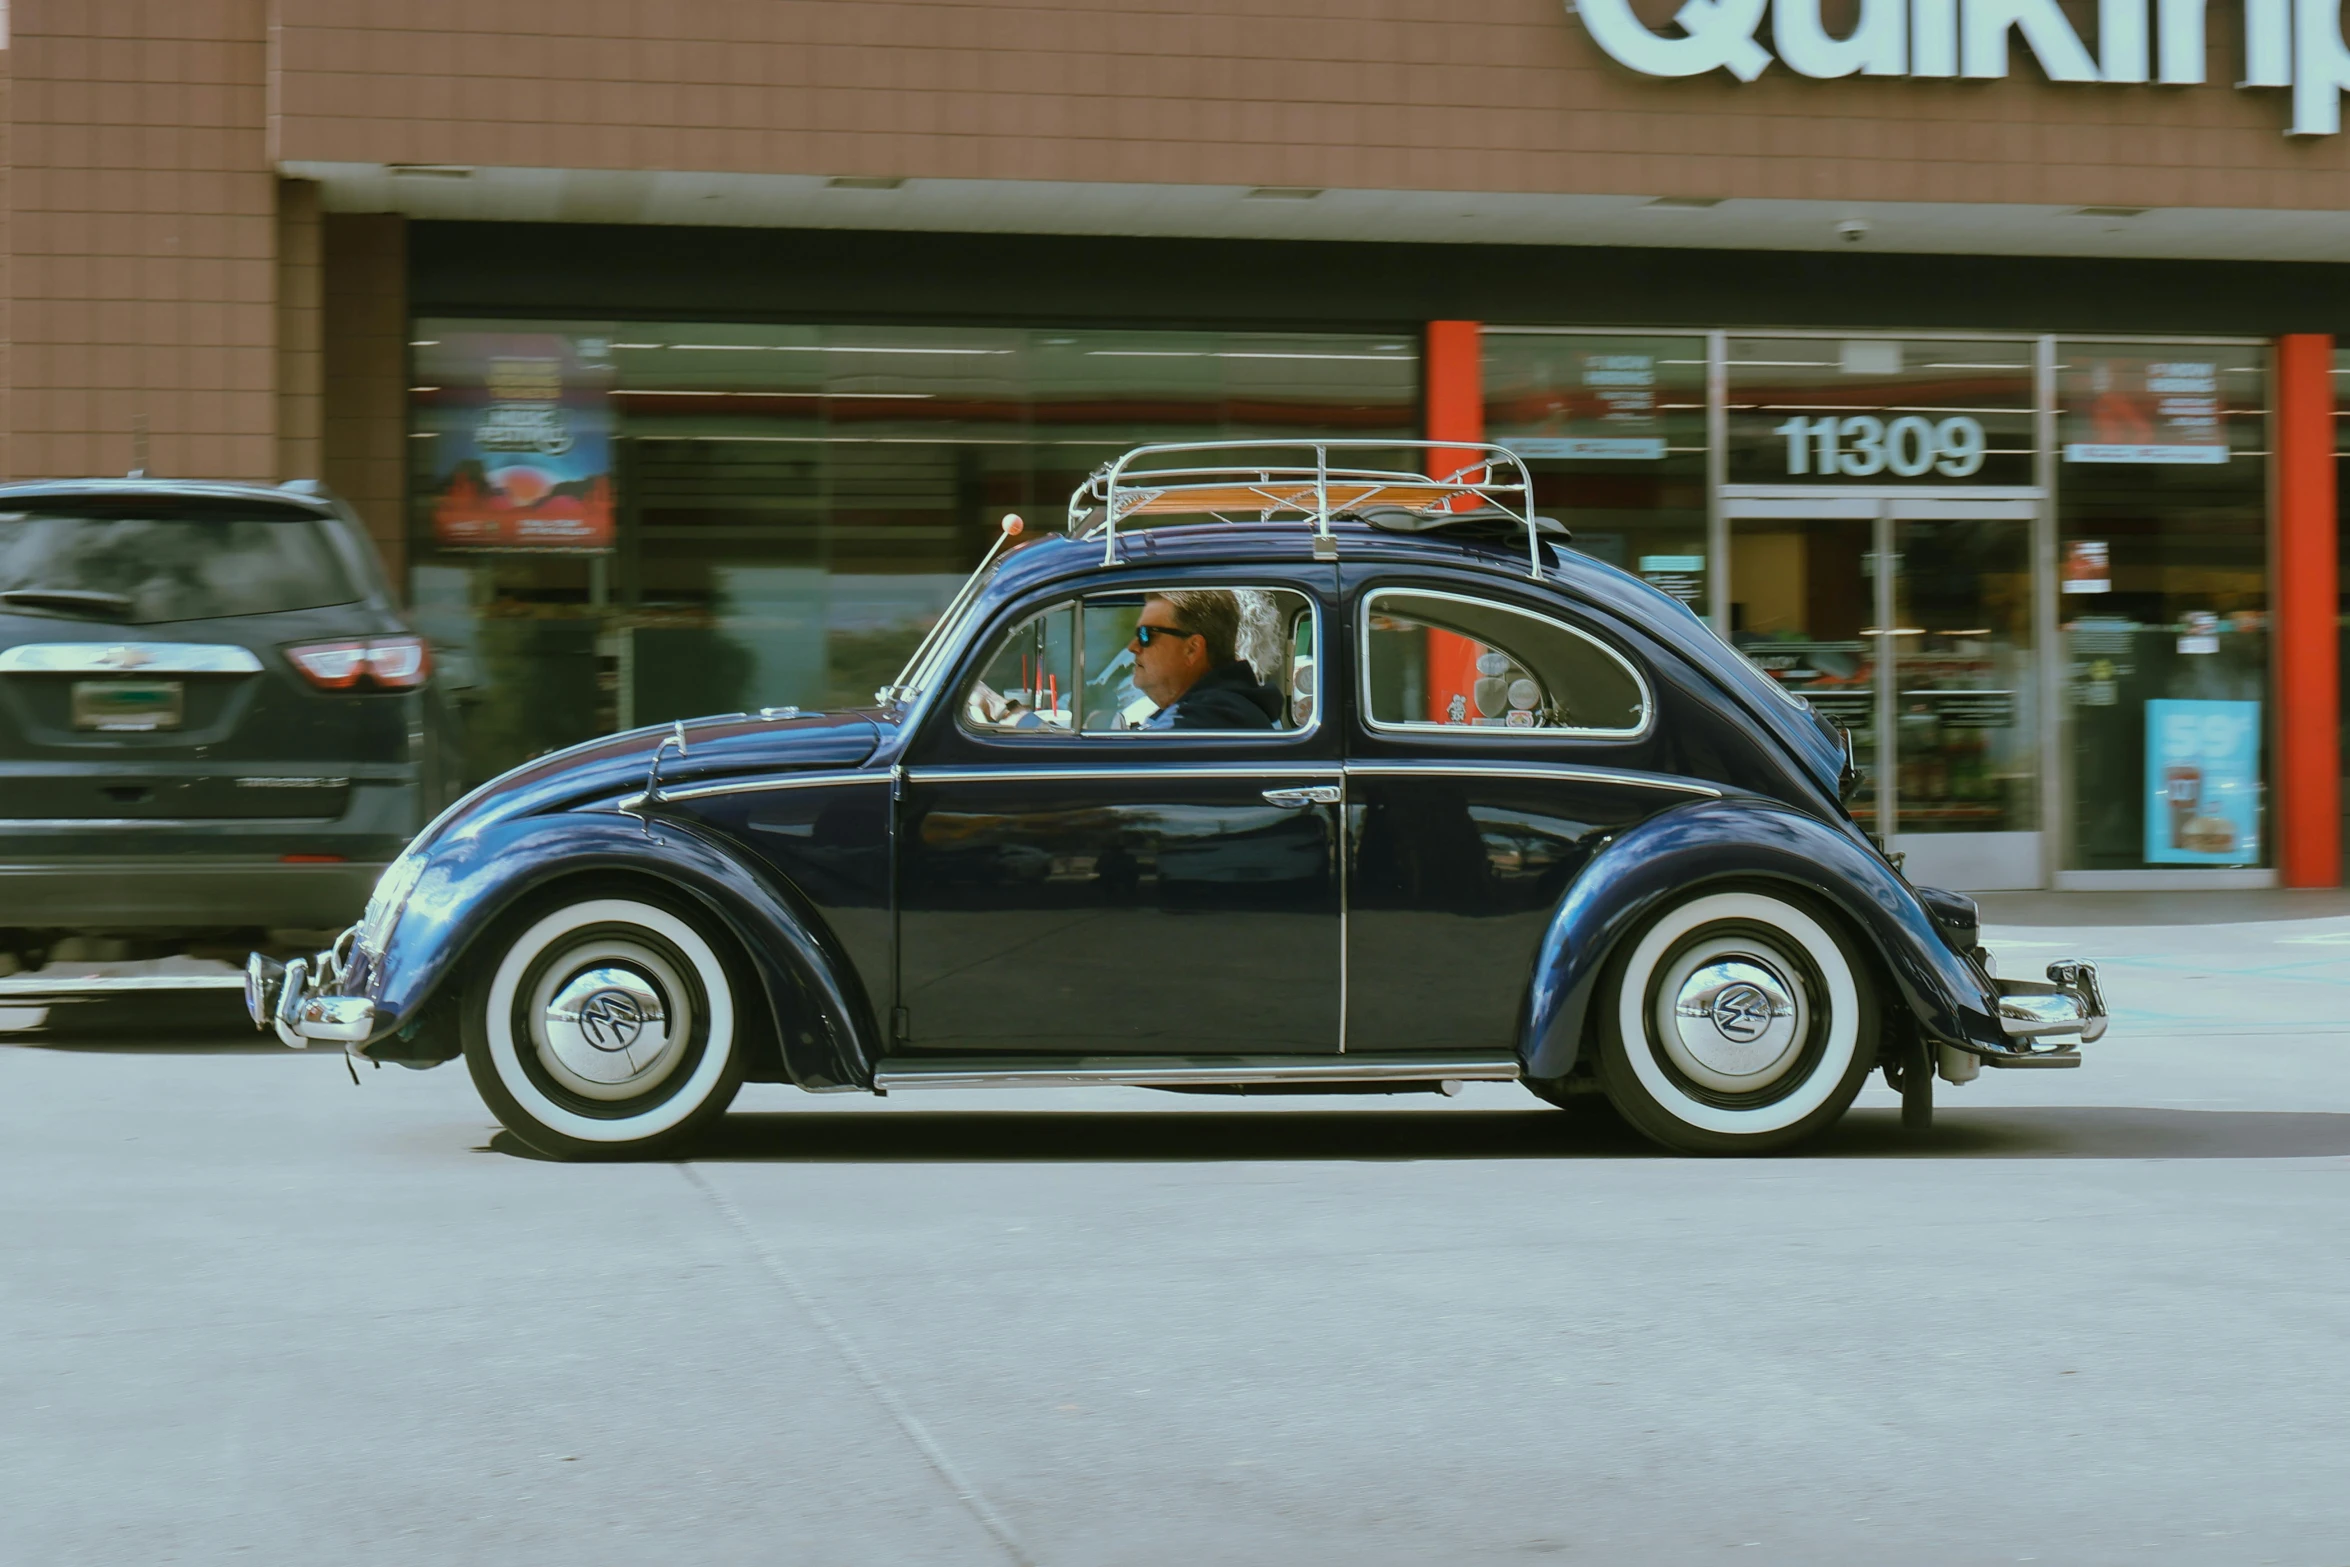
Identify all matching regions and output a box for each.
[1665,952,1804,1089]
[1707,982,1777,1044]
[575,987,648,1053]
[539,960,678,1094]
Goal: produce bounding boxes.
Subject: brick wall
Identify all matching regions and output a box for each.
[1,30,14,482]
[271,0,2350,212]
[8,1,278,480]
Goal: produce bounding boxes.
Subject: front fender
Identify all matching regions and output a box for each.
[355,812,879,1089]
[1521,799,2007,1081]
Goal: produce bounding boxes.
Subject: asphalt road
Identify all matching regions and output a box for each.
[6,903,2349,1566]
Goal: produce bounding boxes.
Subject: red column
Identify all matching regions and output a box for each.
[1422,321,1485,719]
[2276,333,2340,888]
[1425,320,1483,469]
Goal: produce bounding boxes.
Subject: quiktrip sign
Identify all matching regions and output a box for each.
[1571,0,2350,134]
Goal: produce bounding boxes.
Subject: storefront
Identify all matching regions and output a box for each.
[1480,330,2271,889]
[404,316,1420,783]
[404,276,2289,892]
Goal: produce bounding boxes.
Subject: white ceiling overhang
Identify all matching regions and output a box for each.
[286,161,2350,265]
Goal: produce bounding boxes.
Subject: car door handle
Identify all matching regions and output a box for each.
[1261,785,1342,808]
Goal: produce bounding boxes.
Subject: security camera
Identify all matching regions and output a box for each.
[1836,218,1870,243]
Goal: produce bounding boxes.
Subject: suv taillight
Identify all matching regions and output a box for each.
[287,636,432,691]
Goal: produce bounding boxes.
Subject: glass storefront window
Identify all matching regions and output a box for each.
[410,321,1417,785]
[403,321,2280,886]
[1724,337,2036,487]
[2058,342,2269,870]
[1483,332,1708,608]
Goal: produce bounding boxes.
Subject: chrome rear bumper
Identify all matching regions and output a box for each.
[244,930,375,1048]
[1983,959,2106,1067]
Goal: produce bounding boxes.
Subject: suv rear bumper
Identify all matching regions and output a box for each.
[0,857,387,930]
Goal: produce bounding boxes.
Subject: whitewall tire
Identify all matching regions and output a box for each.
[1594,889,1878,1155]
[461,894,746,1159]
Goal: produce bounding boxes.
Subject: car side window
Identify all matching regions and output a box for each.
[1360,586,1649,736]
[962,585,1318,736]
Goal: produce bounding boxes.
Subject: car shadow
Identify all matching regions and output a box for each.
[7,1033,287,1054]
[599,1104,2350,1164]
[0,991,259,1046]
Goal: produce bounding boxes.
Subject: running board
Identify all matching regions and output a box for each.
[870,1053,1523,1093]
[0,973,246,999]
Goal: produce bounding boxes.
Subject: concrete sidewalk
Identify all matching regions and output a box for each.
[1978,887,2350,926]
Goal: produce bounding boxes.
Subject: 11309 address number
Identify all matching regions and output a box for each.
[1773,415,1987,478]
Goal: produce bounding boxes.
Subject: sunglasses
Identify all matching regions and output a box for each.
[1130,623,1201,648]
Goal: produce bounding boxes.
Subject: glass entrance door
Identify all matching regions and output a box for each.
[1887,504,2039,888]
[1726,507,1881,839]
[1726,498,2042,889]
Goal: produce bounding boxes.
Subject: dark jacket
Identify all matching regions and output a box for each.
[1163,659,1284,731]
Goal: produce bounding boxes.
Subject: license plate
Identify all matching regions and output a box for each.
[71,679,184,732]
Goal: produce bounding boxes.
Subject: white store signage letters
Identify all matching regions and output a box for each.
[1572,0,2350,134]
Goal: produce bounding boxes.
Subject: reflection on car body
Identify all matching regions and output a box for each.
[249,442,2108,1159]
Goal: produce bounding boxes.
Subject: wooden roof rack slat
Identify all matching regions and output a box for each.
[1067,440,1545,579]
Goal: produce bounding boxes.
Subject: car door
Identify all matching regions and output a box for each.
[1343,574,1713,1053]
[896,577,1341,1055]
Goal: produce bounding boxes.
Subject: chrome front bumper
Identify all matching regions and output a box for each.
[1983,959,2106,1067]
[244,928,376,1049]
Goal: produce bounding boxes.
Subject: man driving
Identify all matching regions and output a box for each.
[1132,589,1283,730]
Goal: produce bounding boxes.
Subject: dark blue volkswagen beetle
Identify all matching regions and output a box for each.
[247,443,2105,1158]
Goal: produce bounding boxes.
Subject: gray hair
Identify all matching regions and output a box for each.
[1149,589,1241,667]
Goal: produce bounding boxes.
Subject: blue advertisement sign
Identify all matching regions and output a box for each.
[2144,699,2262,865]
[417,332,615,552]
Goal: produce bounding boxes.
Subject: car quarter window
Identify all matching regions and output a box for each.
[1361,586,1649,736]
[962,585,1318,736]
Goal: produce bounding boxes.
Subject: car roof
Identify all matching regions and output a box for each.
[991,520,1547,594]
[0,478,339,515]
[990,521,1691,627]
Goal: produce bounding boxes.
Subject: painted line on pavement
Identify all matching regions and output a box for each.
[680,1163,1034,1567]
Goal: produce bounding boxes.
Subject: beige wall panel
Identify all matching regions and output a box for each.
[1,42,14,484]
[321,212,408,586]
[278,178,325,482]
[9,1,277,481]
[272,0,2350,211]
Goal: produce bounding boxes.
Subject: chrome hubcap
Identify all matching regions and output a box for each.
[1656,940,1808,1093]
[529,941,693,1102]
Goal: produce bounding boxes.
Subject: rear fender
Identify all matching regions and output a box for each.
[1521,799,2006,1080]
[356,813,877,1089]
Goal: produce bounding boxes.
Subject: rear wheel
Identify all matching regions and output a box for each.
[461,893,746,1160]
[1593,889,1877,1155]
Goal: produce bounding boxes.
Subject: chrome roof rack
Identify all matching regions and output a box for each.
[1065,439,1546,580]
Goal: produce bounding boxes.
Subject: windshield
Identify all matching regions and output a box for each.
[0,501,359,624]
[884,543,1025,703]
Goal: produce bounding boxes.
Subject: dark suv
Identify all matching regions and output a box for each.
[0,480,460,951]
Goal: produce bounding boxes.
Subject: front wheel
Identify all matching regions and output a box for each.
[461,893,747,1160]
[1593,888,1878,1155]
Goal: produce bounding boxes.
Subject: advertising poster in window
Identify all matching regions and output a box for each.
[2062,539,2111,594]
[2063,353,2229,465]
[419,332,615,551]
[2143,699,2261,864]
[1498,345,1671,461]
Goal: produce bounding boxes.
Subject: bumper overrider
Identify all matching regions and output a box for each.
[1981,959,2107,1066]
[244,925,377,1050]
[247,848,424,1051]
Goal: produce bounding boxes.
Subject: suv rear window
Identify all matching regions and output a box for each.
[0,500,360,624]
